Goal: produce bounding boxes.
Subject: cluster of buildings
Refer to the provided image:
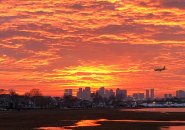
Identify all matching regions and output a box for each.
[64,87,155,101]
[64,87,128,101]
[1,88,185,110]
[64,87,185,101]
[77,87,91,101]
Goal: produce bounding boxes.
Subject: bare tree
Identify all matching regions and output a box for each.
[28,89,42,97]
[8,89,17,96]
[25,89,43,108]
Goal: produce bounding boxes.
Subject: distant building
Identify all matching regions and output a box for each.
[77,88,83,99]
[122,90,127,99]
[146,88,155,99]
[176,90,185,98]
[96,87,115,98]
[133,93,145,100]
[64,89,73,96]
[97,87,105,97]
[77,87,91,101]
[164,94,173,99]
[146,89,150,99]
[84,87,91,101]
[116,88,127,99]
[110,89,115,97]
[151,89,155,99]
[104,89,115,98]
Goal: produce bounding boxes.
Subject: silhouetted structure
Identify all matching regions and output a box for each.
[164,94,173,99]
[116,88,127,100]
[64,89,73,97]
[133,93,144,100]
[176,90,185,99]
[145,89,155,99]
[146,89,150,99]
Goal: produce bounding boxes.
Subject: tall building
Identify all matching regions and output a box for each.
[64,89,73,96]
[146,89,150,99]
[145,88,155,99]
[151,89,154,99]
[116,88,127,99]
[116,88,122,99]
[84,87,91,101]
[77,88,83,99]
[77,87,91,101]
[176,90,185,98]
[122,90,127,99]
[97,87,105,97]
[104,89,115,98]
[85,87,90,92]
[109,89,115,97]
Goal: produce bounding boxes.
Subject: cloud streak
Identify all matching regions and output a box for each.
[0,0,185,96]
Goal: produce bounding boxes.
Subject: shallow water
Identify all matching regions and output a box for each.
[37,127,69,130]
[122,108,185,113]
[36,119,185,130]
[74,119,107,127]
[161,126,185,130]
[36,119,106,130]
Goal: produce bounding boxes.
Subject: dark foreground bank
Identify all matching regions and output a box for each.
[0,109,185,130]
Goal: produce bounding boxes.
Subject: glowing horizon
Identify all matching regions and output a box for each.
[1,0,185,96]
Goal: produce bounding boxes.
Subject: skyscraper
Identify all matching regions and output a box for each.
[176,90,185,98]
[77,87,92,101]
[84,87,91,100]
[104,89,115,98]
[151,89,155,99]
[145,88,155,99]
[116,88,127,99]
[77,88,83,99]
[97,87,105,97]
[122,90,127,99]
[146,89,150,99]
[64,89,73,96]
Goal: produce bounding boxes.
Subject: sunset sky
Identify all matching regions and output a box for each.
[1,0,185,96]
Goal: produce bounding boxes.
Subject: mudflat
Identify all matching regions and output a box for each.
[0,109,185,130]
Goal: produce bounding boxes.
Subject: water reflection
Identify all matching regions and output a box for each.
[75,119,107,127]
[37,127,70,130]
[36,119,185,130]
[122,108,185,113]
[161,126,185,130]
[36,119,106,130]
[107,120,185,123]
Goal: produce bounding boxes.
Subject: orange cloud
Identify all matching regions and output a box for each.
[0,0,185,96]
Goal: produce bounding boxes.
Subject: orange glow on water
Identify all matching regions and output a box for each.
[75,119,107,127]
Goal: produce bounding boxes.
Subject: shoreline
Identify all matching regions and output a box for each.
[0,109,185,130]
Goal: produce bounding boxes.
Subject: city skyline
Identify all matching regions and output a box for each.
[0,84,184,97]
[67,87,185,99]
[1,0,185,96]
[2,86,184,99]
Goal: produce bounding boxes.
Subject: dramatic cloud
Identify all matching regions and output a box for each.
[161,0,185,9]
[0,0,185,96]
